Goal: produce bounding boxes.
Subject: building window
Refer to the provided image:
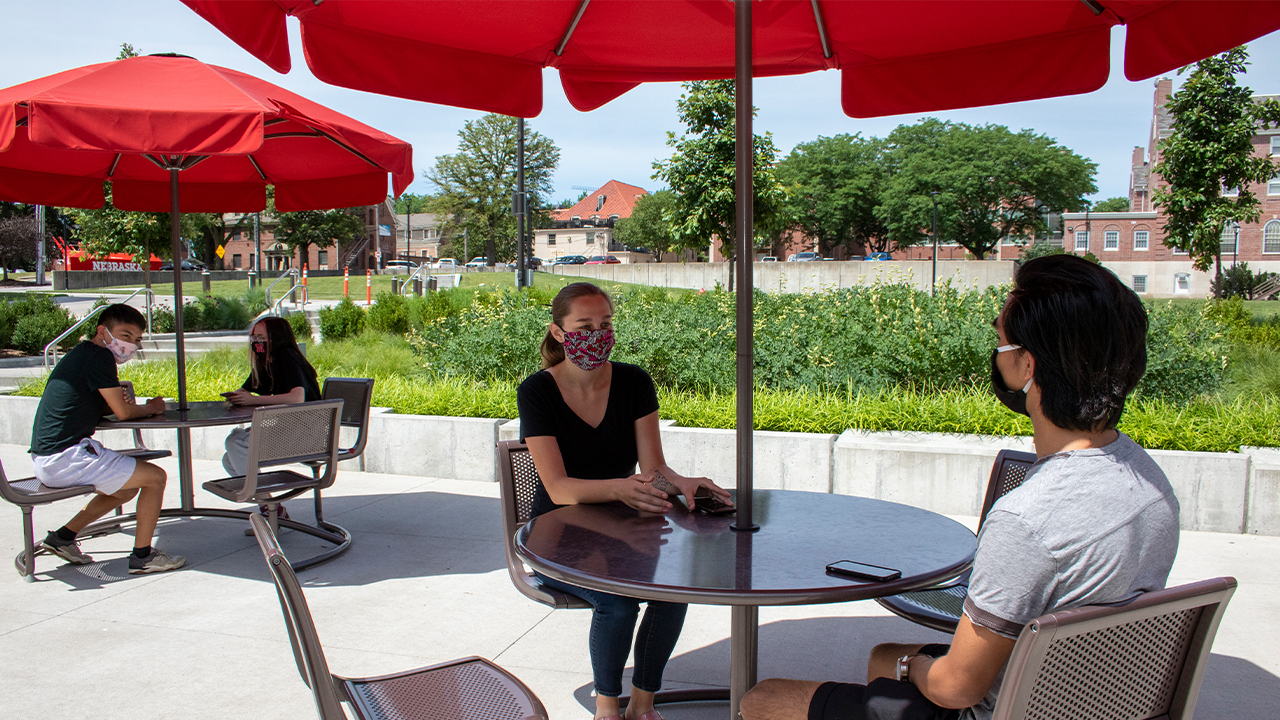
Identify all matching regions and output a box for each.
[586,233,594,244]
[1134,231,1149,251]
[1104,231,1119,250]
[1174,273,1191,294]
[547,233,556,245]
[1132,275,1147,293]
[1265,220,1280,253]
[318,250,328,267]
[1220,225,1238,255]
[1048,235,1063,248]
[232,254,242,269]
[1074,231,1089,251]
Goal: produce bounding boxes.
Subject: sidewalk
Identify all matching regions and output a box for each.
[0,442,1276,720]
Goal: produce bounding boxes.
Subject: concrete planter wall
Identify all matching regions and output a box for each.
[0,394,1273,535]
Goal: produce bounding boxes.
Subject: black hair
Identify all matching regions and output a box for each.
[98,303,146,332]
[1002,254,1148,432]
[249,316,318,393]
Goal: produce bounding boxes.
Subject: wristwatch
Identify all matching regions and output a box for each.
[896,654,915,682]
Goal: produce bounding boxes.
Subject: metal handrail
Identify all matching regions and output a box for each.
[43,287,154,369]
[263,268,300,309]
[252,283,308,325]
[399,263,428,295]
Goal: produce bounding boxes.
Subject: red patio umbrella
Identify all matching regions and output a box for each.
[0,53,413,409]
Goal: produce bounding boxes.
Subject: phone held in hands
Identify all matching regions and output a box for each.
[825,560,901,582]
[692,487,736,516]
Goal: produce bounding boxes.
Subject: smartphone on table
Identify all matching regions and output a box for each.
[691,487,736,516]
[825,560,901,582]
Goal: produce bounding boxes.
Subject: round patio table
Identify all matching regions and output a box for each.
[517,490,977,717]
[91,401,350,568]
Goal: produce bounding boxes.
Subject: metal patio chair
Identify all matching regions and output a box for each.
[875,449,1038,633]
[306,377,375,473]
[203,399,352,570]
[991,576,1237,720]
[249,513,548,720]
[1,459,96,581]
[495,439,591,610]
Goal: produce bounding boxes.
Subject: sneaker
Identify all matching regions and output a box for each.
[42,531,94,565]
[128,549,186,574]
[244,504,289,535]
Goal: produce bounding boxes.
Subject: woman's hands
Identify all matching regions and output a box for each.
[223,389,255,406]
[650,466,732,511]
[614,473,674,514]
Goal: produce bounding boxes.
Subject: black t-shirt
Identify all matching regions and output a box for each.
[30,341,118,456]
[241,350,321,401]
[517,362,660,518]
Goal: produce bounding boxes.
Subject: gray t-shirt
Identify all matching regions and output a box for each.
[960,432,1180,720]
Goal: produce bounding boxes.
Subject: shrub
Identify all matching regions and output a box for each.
[1137,301,1231,403]
[11,308,75,354]
[318,296,365,341]
[287,310,313,344]
[366,292,410,334]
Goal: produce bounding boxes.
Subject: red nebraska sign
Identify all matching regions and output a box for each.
[65,251,161,271]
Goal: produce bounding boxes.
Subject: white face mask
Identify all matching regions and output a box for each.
[103,328,138,365]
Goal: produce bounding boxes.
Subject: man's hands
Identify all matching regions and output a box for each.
[143,396,165,416]
[651,466,732,511]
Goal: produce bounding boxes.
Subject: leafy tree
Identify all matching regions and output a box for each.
[1093,196,1131,212]
[393,193,431,214]
[776,133,889,256]
[117,43,140,60]
[0,216,40,280]
[879,119,1096,259]
[68,188,193,288]
[1210,261,1278,299]
[274,209,364,269]
[652,80,786,287]
[426,115,560,264]
[613,190,675,256]
[1018,240,1067,262]
[1152,47,1280,291]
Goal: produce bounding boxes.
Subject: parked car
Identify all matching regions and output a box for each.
[759,256,778,263]
[527,256,543,269]
[788,252,820,262]
[865,252,893,261]
[585,255,621,265]
[551,255,588,265]
[434,258,457,270]
[384,260,417,273]
[158,259,206,271]
[465,257,490,268]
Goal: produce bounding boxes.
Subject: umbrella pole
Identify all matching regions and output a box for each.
[732,0,756,534]
[170,167,188,411]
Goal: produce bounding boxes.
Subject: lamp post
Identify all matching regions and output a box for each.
[930,192,940,295]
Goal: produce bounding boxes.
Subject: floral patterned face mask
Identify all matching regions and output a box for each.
[560,327,614,371]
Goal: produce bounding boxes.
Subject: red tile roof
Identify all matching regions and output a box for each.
[550,180,648,222]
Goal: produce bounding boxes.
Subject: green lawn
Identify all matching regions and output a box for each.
[1166,297,1279,321]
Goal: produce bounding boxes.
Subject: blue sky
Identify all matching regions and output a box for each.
[3,1,1280,206]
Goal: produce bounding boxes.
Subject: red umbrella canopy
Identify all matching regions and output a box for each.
[183,0,1280,118]
[0,54,413,212]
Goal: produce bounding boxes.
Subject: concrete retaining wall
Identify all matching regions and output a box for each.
[54,270,248,291]
[0,395,1273,534]
[550,260,1014,294]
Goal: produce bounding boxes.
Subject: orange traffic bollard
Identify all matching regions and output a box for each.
[343,266,349,297]
[366,269,372,305]
[302,264,308,286]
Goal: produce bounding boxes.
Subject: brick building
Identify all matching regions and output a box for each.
[391,212,444,264]
[218,198,397,276]
[533,180,650,262]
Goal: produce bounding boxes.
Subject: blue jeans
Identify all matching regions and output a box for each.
[536,572,688,697]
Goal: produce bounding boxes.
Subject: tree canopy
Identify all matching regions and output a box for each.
[652,80,786,281]
[878,119,1096,259]
[425,115,560,263]
[776,133,889,256]
[612,189,675,256]
[393,193,431,214]
[0,216,40,280]
[1152,46,1280,279]
[1092,196,1131,212]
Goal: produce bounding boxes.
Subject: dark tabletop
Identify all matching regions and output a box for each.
[517,490,977,606]
[99,401,256,429]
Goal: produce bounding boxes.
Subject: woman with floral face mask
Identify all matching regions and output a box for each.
[221,317,320,524]
[517,282,732,720]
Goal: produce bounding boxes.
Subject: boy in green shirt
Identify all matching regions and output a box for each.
[30,303,185,574]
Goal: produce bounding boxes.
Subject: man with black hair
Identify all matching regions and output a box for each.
[741,255,1179,720]
[29,303,185,574]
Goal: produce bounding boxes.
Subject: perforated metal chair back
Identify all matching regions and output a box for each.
[495,440,591,610]
[320,377,374,459]
[250,514,550,720]
[978,449,1039,530]
[239,400,343,502]
[992,577,1237,720]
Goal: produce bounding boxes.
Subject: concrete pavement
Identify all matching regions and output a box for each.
[0,441,1275,720]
